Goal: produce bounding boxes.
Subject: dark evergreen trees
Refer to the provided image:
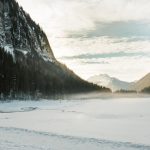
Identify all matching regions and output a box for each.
[0,48,111,100]
[141,87,150,93]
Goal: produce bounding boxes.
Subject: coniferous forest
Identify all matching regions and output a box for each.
[0,47,110,100]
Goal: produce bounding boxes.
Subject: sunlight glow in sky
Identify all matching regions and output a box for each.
[17,0,150,81]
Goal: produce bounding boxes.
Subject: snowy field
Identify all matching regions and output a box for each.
[0,97,150,150]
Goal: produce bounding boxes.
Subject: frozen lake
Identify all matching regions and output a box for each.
[0,97,150,150]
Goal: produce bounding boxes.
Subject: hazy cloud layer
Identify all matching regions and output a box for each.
[68,21,150,38]
[81,61,109,64]
[61,51,149,60]
[18,0,150,37]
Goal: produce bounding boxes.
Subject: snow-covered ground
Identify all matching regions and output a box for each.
[0,98,150,150]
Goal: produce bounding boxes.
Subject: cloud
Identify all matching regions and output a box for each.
[60,51,149,60]
[17,0,150,38]
[81,61,109,64]
[68,21,150,39]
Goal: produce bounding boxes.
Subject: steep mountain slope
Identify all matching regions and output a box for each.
[88,74,134,92]
[0,0,54,61]
[0,0,110,99]
[132,73,150,92]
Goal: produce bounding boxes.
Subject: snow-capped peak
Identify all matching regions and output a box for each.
[88,74,133,92]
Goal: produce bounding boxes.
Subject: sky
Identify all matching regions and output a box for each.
[17,0,150,82]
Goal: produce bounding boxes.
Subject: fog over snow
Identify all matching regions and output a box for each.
[17,0,150,81]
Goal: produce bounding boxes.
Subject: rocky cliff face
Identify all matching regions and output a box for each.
[0,0,55,62]
[0,0,110,99]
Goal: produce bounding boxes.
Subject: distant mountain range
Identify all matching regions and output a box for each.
[131,73,150,92]
[88,74,134,92]
[88,73,150,93]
